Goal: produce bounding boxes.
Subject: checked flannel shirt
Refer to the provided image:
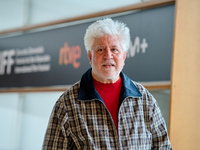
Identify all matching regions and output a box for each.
[42,68,172,150]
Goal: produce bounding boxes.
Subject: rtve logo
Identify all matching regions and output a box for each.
[59,43,81,68]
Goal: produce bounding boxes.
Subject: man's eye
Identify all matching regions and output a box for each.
[112,48,118,52]
[98,49,103,52]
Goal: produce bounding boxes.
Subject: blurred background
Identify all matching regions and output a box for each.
[0,0,171,150]
[0,0,153,31]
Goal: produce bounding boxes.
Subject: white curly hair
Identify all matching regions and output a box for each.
[84,18,130,53]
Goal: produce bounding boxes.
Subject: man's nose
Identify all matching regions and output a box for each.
[103,49,113,59]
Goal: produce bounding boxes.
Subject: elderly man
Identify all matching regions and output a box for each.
[42,18,172,149]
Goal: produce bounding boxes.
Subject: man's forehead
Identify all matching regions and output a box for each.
[96,45,119,48]
[91,35,123,50]
[94,37,120,45]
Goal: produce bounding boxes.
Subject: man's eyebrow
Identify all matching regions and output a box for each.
[95,45,119,49]
[111,45,119,48]
[96,46,105,48]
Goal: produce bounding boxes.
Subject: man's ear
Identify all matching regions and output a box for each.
[88,50,92,63]
[123,51,127,66]
[123,51,127,61]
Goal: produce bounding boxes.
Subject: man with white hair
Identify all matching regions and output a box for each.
[43,18,172,149]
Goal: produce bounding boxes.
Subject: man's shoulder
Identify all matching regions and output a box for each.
[131,80,154,99]
[131,80,146,92]
[56,81,81,103]
[64,81,81,95]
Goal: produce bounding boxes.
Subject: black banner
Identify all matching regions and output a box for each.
[0,4,175,88]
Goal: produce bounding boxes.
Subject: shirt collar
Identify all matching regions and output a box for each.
[78,68,142,101]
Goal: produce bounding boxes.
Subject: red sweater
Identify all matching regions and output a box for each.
[93,76,122,133]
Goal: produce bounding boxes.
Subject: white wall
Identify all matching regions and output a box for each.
[0,91,63,150]
[0,0,24,31]
[0,0,143,31]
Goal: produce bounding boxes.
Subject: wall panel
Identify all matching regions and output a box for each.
[169,0,200,149]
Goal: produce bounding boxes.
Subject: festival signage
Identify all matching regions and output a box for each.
[0,4,175,89]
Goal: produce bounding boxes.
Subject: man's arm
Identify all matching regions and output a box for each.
[42,100,70,150]
[150,97,172,150]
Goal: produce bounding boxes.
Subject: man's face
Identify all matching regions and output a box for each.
[88,35,126,83]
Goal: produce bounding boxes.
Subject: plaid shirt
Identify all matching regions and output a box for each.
[42,69,172,150]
